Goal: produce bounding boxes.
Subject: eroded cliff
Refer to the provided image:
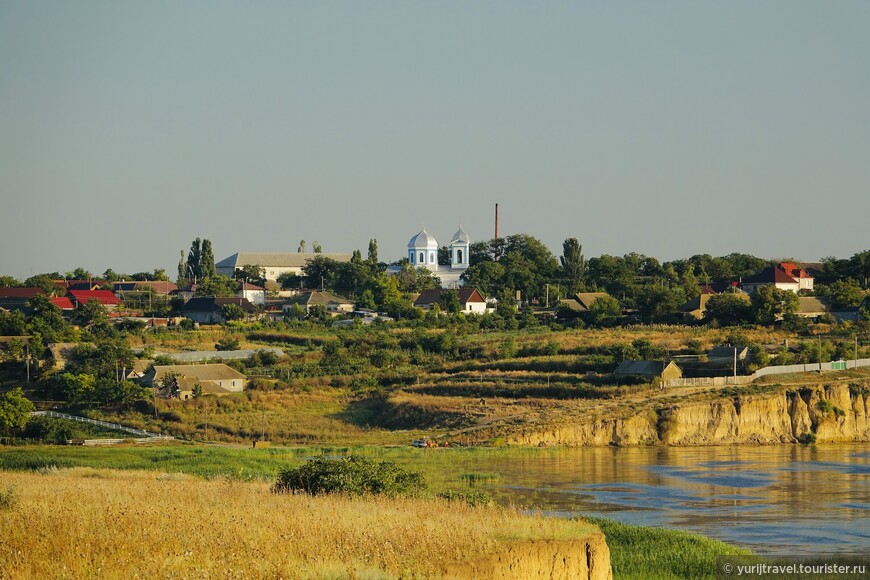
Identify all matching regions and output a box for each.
[442,533,612,580]
[504,383,870,447]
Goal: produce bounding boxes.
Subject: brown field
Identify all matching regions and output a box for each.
[0,468,597,579]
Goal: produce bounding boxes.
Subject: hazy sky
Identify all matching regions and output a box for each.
[1,1,868,279]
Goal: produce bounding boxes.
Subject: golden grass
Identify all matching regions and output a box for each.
[0,468,597,579]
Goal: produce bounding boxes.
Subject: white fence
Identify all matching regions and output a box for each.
[31,411,172,439]
[665,358,870,388]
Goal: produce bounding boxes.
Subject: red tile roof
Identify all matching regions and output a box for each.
[50,297,75,310]
[743,267,798,285]
[69,290,122,306]
[0,287,46,299]
[457,288,485,304]
[777,262,813,279]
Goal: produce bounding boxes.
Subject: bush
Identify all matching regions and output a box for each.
[437,489,493,507]
[215,337,241,351]
[0,486,16,510]
[273,456,427,498]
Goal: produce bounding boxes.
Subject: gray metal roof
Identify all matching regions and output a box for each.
[407,229,439,250]
[153,348,283,362]
[216,252,352,269]
[450,226,470,244]
[614,360,679,376]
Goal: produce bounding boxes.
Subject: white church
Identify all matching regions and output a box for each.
[388,226,470,288]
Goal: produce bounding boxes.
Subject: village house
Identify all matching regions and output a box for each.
[237,282,267,306]
[558,292,612,315]
[146,363,247,395]
[282,290,355,316]
[740,267,800,295]
[68,289,122,311]
[776,262,814,292]
[216,252,352,283]
[678,291,749,320]
[413,288,487,314]
[740,262,815,295]
[181,297,256,324]
[614,360,683,381]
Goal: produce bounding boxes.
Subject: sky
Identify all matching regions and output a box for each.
[1,1,868,280]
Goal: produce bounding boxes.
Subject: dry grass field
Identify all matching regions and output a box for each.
[0,467,598,579]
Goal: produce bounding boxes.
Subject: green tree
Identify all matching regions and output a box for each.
[586,295,621,327]
[215,336,241,351]
[496,288,517,319]
[0,275,20,288]
[298,240,306,253]
[177,250,186,283]
[69,267,92,280]
[0,310,27,336]
[560,237,586,289]
[73,299,109,328]
[51,372,97,404]
[441,290,461,314]
[23,274,57,295]
[367,239,378,266]
[462,261,505,296]
[704,293,752,326]
[394,265,439,293]
[221,303,247,321]
[233,264,265,287]
[26,295,70,343]
[752,286,799,325]
[195,275,239,297]
[312,240,322,253]
[186,238,202,280]
[0,388,34,433]
[635,286,680,323]
[847,250,870,287]
[303,256,342,290]
[285,303,307,320]
[822,279,866,309]
[102,269,121,282]
[200,239,216,279]
[358,289,376,311]
[277,272,303,290]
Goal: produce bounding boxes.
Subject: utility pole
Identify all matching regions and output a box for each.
[819,334,823,371]
[25,343,30,384]
[545,284,549,309]
[261,407,266,441]
[733,346,737,383]
[856,335,859,369]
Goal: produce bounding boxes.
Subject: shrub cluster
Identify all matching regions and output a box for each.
[273,456,426,498]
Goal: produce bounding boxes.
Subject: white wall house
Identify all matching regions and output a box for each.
[741,267,800,295]
[216,252,353,283]
[237,283,266,306]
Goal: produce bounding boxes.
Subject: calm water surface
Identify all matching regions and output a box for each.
[423,444,870,555]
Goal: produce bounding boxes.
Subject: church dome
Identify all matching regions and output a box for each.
[450,225,470,244]
[408,228,439,250]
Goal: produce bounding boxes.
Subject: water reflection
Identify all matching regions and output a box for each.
[424,444,870,554]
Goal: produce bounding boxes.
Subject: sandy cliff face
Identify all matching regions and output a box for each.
[505,383,870,447]
[442,533,612,580]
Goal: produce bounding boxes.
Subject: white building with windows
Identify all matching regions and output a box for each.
[390,226,471,288]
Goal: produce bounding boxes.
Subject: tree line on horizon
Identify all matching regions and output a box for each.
[2,235,869,325]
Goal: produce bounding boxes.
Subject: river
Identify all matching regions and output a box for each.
[428,444,870,555]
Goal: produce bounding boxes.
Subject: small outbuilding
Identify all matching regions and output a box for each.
[613,360,683,381]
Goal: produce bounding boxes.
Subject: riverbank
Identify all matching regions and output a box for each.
[0,467,612,579]
[0,444,762,578]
